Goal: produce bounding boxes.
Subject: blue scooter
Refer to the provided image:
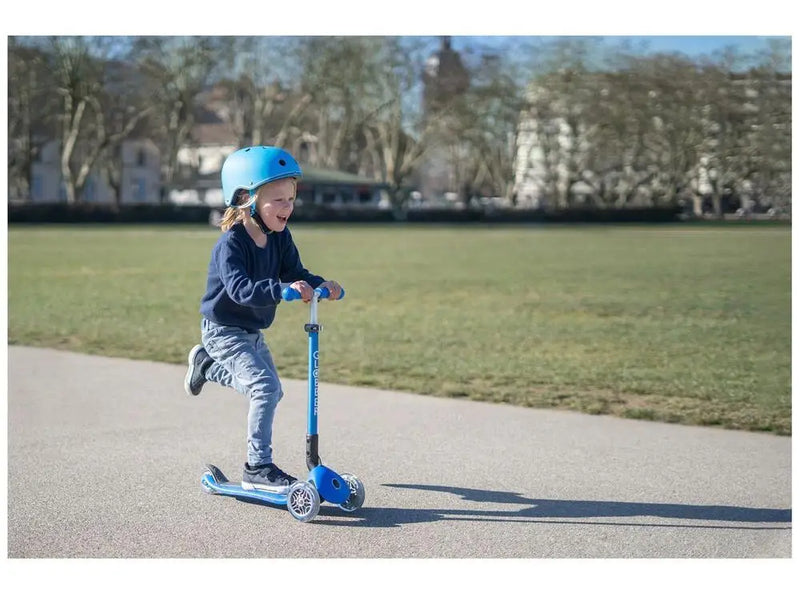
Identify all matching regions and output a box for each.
[201,286,365,522]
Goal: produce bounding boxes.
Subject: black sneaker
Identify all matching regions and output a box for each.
[241,463,297,494]
[184,344,213,396]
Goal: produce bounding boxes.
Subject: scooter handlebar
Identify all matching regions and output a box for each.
[281,286,346,301]
[316,287,346,300]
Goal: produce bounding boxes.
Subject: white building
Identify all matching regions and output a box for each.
[513,101,574,209]
[171,121,238,205]
[30,139,161,204]
[513,71,791,213]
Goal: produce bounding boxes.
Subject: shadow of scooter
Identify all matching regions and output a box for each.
[314,483,792,530]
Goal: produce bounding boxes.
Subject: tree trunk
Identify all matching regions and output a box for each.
[693,193,703,217]
[710,182,724,219]
[60,98,87,204]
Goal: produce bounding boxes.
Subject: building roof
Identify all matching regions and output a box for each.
[191,122,238,146]
[300,166,384,187]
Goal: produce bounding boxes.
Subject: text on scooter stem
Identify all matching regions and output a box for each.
[312,351,319,416]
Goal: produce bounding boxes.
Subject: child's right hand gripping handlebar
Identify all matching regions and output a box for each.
[281,285,346,302]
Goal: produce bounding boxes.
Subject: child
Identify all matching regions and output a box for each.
[184,146,343,494]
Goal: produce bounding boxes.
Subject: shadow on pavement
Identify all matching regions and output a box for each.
[314,483,792,529]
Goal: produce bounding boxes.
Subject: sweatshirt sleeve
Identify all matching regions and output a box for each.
[215,236,281,306]
[279,228,325,288]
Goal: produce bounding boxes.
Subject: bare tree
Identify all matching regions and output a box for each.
[213,37,311,148]
[637,56,707,208]
[745,40,792,211]
[587,53,707,208]
[525,73,594,208]
[295,36,386,171]
[8,38,55,201]
[515,38,613,208]
[289,36,432,208]
[357,37,433,208]
[693,50,756,217]
[48,36,102,204]
[134,36,223,197]
[513,38,791,215]
[46,36,151,204]
[458,53,526,202]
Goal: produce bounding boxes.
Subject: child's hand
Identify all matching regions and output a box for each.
[289,280,314,303]
[319,280,343,300]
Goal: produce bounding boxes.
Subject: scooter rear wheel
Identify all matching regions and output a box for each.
[338,473,365,512]
[201,470,218,494]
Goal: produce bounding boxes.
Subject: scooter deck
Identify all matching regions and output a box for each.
[201,464,287,506]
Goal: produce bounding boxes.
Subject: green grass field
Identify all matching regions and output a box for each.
[7,223,791,434]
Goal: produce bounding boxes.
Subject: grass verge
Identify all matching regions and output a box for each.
[7,223,791,434]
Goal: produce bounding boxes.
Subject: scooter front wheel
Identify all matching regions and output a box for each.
[338,473,365,512]
[287,481,321,522]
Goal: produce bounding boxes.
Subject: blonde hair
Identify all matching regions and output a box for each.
[219,179,298,232]
[220,190,256,232]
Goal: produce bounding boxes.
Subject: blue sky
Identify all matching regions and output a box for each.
[457,35,788,58]
[425,35,791,75]
[567,36,785,57]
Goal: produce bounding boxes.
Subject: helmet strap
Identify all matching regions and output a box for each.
[250,204,272,235]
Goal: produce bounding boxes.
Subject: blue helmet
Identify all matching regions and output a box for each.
[221,146,302,208]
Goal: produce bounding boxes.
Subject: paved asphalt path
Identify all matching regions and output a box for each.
[7,346,792,558]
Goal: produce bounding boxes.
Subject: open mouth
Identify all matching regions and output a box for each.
[276,215,289,225]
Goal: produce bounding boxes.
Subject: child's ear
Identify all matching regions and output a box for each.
[236,190,252,206]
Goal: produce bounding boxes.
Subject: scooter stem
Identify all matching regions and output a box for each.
[305,290,322,470]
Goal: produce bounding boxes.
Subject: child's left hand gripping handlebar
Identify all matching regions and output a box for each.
[281,286,346,301]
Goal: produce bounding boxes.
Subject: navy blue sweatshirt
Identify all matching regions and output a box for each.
[199,223,325,331]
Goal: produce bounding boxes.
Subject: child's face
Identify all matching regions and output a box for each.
[254,178,296,232]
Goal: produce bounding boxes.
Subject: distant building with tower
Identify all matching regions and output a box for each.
[419,36,470,204]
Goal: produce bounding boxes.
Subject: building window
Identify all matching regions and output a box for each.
[137,149,146,167]
[133,178,146,202]
[84,177,95,202]
[297,188,313,205]
[32,175,42,201]
[299,141,310,162]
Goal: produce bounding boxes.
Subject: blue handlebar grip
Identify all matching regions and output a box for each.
[281,287,302,301]
[315,287,345,300]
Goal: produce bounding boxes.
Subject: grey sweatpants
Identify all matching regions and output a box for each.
[200,318,284,467]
